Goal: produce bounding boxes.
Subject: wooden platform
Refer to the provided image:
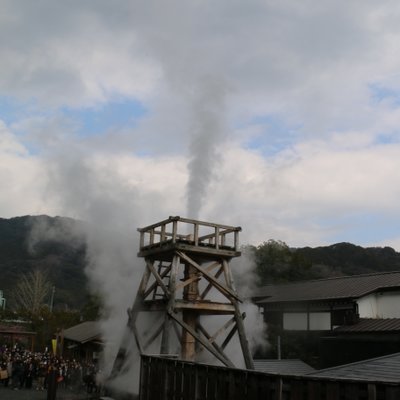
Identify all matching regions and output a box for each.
[137,216,241,260]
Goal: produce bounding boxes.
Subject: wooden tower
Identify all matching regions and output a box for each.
[118,216,253,370]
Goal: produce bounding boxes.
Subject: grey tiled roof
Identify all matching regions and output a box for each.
[308,352,400,383]
[253,359,315,375]
[62,321,101,344]
[254,271,400,304]
[334,318,400,332]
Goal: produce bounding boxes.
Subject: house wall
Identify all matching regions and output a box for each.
[357,291,400,318]
[283,312,331,331]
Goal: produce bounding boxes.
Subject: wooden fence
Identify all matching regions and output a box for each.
[139,355,400,400]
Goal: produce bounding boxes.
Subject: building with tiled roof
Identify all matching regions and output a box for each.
[308,352,400,383]
[254,271,400,331]
[254,271,400,368]
[253,359,315,375]
[0,323,36,351]
[62,321,102,361]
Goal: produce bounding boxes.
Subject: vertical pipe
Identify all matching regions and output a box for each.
[194,223,199,246]
[140,231,144,249]
[277,335,281,360]
[161,223,166,242]
[181,263,199,361]
[172,220,178,243]
[234,231,239,251]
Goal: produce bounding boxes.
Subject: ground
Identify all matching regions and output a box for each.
[0,384,99,400]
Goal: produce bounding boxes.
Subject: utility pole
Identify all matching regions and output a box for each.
[49,286,55,312]
[0,290,6,310]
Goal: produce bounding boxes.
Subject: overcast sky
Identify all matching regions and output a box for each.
[2,1,400,249]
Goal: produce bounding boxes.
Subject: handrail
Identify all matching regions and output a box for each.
[138,217,241,252]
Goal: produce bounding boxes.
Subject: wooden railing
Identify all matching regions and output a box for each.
[139,355,400,400]
[138,216,241,252]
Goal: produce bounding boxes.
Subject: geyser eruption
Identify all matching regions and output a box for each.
[186,77,228,220]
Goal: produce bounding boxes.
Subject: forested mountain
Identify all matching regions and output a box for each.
[1,216,400,310]
[0,215,88,309]
[252,240,400,286]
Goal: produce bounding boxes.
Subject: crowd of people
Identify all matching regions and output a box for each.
[0,345,100,394]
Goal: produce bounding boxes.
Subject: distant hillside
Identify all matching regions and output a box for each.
[2,216,400,309]
[0,215,88,309]
[252,239,400,286]
[297,242,400,276]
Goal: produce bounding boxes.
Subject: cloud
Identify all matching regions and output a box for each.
[0,121,52,216]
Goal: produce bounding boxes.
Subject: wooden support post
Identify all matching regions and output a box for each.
[181,260,200,361]
[368,384,377,400]
[161,255,180,354]
[223,259,254,369]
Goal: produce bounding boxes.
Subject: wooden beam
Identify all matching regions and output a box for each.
[133,260,152,310]
[209,315,236,343]
[146,259,170,298]
[196,322,233,366]
[168,312,235,368]
[175,275,200,292]
[222,259,253,369]
[161,254,180,353]
[176,251,241,302]
[143,321,165,351]
[200,264,224,300]
[221,324,238,351]
[127,308,144,354]
[174,300,235,314]
[143,264,171,299]
[176,261,220,292]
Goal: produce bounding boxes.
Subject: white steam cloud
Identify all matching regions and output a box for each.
[186,77,228,219]
[23,3,267,394]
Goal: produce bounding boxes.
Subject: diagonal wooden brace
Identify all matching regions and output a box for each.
[176,251,241,302]
[168,311,235,368]
[146,259,170,298]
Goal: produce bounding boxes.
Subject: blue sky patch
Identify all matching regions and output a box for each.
[244,114,300,156]
[0,96,35,124]
[369,83,400,105]
[321,212,400,247]
[62,99,147,137]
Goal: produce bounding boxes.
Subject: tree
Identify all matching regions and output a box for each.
[254,240,319,285]
[12,269,52,315]
[81,293,103,321]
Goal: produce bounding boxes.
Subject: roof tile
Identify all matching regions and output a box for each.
[254,271,400,303]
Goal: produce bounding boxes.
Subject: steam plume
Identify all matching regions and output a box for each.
[186,77,228,219]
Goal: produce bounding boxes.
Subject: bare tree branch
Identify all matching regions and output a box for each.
[13,270,52,314]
